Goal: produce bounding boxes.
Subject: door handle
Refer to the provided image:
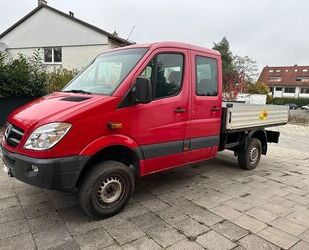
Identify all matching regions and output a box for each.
[210,106,220,112]
[174,107,186,113]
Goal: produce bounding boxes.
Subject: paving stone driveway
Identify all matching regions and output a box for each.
[0,124,309,249]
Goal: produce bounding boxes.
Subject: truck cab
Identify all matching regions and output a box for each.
[1,42,287,218]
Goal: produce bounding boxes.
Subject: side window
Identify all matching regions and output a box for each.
[139,53,184,99]
[196,56,218,96]
[140,66,152,79]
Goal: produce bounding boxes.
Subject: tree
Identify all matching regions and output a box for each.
[233,55,258,92]
[213,37,259,100]
[247,81,269,95]
[213,37,235,90]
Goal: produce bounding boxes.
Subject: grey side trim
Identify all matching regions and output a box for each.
[133,147,144,160]
[141,140,184,159]
[190,135,219,150]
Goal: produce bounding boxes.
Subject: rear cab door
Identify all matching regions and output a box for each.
[188,49,222,163]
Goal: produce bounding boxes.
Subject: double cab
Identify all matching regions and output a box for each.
[1,42,288,218]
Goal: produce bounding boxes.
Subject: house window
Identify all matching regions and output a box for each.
[275,69,281,73]
[44,47,62,63]
[301,88,309,94]
[284,87,295,93]
[268,77,282,82]
[275,87,282,91]
[269,69,274,73]
[296,77,309,82]
[285,69,289,72]
[302,69,308,72]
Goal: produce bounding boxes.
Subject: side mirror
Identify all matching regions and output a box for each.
[135,76,152,104]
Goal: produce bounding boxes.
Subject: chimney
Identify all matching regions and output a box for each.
[294,64,298,67]
[69,11,74,17]
[113,31,118,36]
[38,0,47,6]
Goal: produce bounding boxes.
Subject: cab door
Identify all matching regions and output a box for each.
[124,48,191,175]
[188,51,222,163]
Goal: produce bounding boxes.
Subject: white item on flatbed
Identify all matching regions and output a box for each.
[236,93,267,105]
[223,102,289,131]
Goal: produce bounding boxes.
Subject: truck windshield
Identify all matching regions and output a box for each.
[63,48,148,95]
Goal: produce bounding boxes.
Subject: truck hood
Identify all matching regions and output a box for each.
[9,92,109,131]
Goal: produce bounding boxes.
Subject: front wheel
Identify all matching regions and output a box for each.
[78,160,134,219]
[238,138,262,170]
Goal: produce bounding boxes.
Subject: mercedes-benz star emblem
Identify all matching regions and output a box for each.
[4,124,12,140]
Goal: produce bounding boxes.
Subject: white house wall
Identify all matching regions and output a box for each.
[62,44,112,70]
[299,93,309,99]
[282,92,296,98]
[0,8,108,48]
[272,86,309,99]
[5,43,119,71]
[273,89,283,98]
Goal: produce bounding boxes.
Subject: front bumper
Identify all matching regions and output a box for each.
[0,145,89,191]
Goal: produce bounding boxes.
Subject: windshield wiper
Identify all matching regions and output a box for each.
[63,89,93,95]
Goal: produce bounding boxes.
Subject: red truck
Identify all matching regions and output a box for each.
[1,42,288,218]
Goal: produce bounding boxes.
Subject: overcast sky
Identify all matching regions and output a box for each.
[0,0,308,71]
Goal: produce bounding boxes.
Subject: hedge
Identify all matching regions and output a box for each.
[267,97,309,107]
[47,69,77,93]
[0,52,48,97]
[0,51,77,98]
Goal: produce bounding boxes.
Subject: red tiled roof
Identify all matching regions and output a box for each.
[258,65,309,87]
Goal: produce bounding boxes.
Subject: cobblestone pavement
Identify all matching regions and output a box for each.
[0,124,309,249]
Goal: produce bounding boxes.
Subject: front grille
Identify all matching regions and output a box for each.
[5,123,25,148]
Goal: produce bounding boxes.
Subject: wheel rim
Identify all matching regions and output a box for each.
[249,147,259,164]
[97,176,124,205]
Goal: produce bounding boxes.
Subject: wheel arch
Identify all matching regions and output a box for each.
[76,135,143,188]
[248,129,267,155]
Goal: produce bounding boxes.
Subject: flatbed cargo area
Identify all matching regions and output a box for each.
[222,102,289,132]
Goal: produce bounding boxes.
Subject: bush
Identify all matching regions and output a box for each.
[0,51,79,97]
[47,69,78,93]
[0,51,48,98]
[267,97,309,107]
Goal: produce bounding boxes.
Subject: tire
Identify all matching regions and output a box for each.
[238,138,262,170]
[78,160,134,219]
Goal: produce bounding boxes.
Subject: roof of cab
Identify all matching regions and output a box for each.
[126,41,221,56]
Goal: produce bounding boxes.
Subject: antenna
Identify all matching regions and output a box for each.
[126,25,136,41]
[0,42,7,52]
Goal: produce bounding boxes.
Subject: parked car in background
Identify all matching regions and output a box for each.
[285,103,298,110]
[301,104,309,111]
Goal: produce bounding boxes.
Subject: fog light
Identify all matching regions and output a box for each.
[31,165,39,173]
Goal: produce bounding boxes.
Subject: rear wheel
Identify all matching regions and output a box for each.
[78,160,134,219]
[238,138,262,170]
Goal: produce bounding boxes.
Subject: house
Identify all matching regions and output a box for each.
[258,65,309,99]
[0,0,133,71]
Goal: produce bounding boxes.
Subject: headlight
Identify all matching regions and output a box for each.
[24,123,71,151]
